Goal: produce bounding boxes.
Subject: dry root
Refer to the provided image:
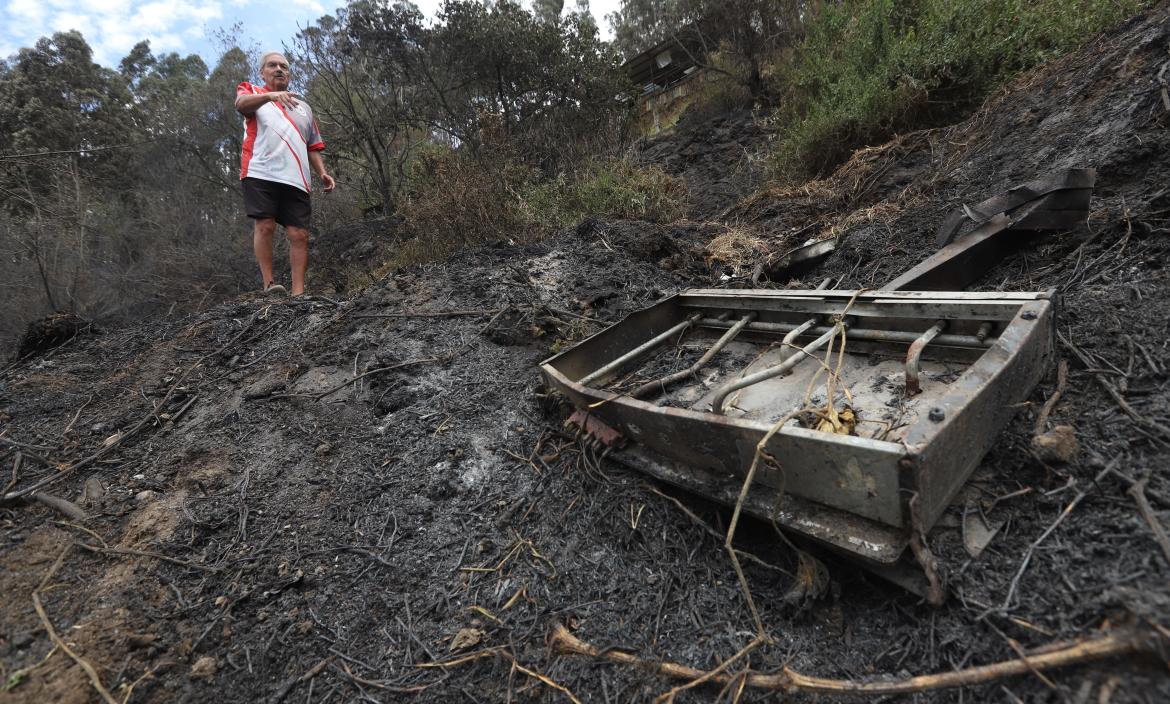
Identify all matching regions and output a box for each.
[550,622,1163,697]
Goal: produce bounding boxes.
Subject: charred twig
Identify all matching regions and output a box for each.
[1158,60,1170,112]
[61,395,94,436]
[3,452,22,495]
[1127,478,1170,565]
[310,354,455,401]
[334,661,429,694]
[2,313,260,504]
[0,435,56,453]
[1105,470,1170,566]
[167,394,199,423]
[1059,332,1170,445]
[550,623,1162,696]
[478,306,510,336]
[645,485,791,577]
[1033,359,1068,435]
[354,308,502,319]
[419,648,581,703]
[957,595,1054,637]
[0,437,59,470]
[32,544,119,704]
[1001,461,1115,610]
[544,305,604,325]
[984,621,1058,691]
[499,447,542,476]
[909,493,946,607]
[74,541,221,572]
[31,492,87,521]
[269,657,332,704]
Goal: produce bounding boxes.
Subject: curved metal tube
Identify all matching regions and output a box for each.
[631,312,757,399]
[905,321,947,396]
[578,313,703,387]
[711,323,845,415]
[779,318,818,362]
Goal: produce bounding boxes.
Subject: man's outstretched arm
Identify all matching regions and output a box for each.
[235,91,301,115]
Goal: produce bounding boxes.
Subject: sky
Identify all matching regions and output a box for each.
[0,0,622,69]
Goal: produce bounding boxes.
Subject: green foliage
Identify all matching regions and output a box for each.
[0,31,135,200]
[0,34,265,350]
[347,0,631,171]
[395,144,536,262]
[393,148,686,268]
[296,0,630,215]
[524,158,687,225]
[678,52,755,124]
[293,3,429,215]
[770,0,1150,177]
[607,0,802,96]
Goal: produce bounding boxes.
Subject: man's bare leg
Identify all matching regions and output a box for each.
[286,225,310,296]
[253,217,277,288]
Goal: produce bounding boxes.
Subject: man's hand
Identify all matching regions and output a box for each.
[308,151,334,193]
[268,91,300,109]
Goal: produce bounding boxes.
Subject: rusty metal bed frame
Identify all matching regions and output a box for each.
[538,169,1092,596]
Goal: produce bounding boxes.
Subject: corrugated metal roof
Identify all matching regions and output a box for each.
[622,29,703,90]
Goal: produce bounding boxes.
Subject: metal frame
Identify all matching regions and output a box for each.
[540,289,1055,564]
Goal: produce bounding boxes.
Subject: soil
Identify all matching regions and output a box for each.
[635,109,766,220]
[2,7,1170,703]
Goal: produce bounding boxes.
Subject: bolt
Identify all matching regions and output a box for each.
[1021,311,1037,320]
[928,407,946,422]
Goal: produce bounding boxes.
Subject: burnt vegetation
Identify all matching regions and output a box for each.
[2,1,1170,702]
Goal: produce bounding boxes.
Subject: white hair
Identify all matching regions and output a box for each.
[259,51,289,71]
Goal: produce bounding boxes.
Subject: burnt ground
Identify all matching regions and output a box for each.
[3,6,1170,704]
[635,108,766,220]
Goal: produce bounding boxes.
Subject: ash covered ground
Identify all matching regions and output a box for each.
[3,8,1170,703]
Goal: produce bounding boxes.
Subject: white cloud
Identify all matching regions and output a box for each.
[286,0,325,14]
[51,12,91,32]
[8,0,47,25]
[1,0,226,64]
[0,0,619,66]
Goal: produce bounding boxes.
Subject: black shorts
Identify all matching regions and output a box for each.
[241,178,311,229]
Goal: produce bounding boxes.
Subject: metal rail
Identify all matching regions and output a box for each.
[905,321,946,396]
[778,318,818,362]
[697,318,993,349]
[578,313,703,387]
[710,323,846,415]
[631,312,757,399]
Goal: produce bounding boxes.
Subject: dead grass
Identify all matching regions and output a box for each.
[820,199,913,242]
[705,227,769,272]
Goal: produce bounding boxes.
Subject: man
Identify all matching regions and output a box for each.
[235,51,335,297]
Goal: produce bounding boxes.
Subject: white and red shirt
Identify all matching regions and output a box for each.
[237,81,325,193]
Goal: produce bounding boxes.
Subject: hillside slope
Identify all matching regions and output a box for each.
[2,6,1169,702]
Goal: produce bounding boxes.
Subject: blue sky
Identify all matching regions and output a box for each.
[0,0,621,69]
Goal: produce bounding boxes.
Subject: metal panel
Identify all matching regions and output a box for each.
[542,363,908,527]
[676,290,1034,321]
[684,290,1048,301]
[610,446,909,565]
[902,298,1056,530]
[540,288,1056,563]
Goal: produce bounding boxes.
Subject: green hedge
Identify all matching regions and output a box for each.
[770,0,1149,177]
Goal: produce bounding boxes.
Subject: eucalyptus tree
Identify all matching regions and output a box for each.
[0,31,135,315]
